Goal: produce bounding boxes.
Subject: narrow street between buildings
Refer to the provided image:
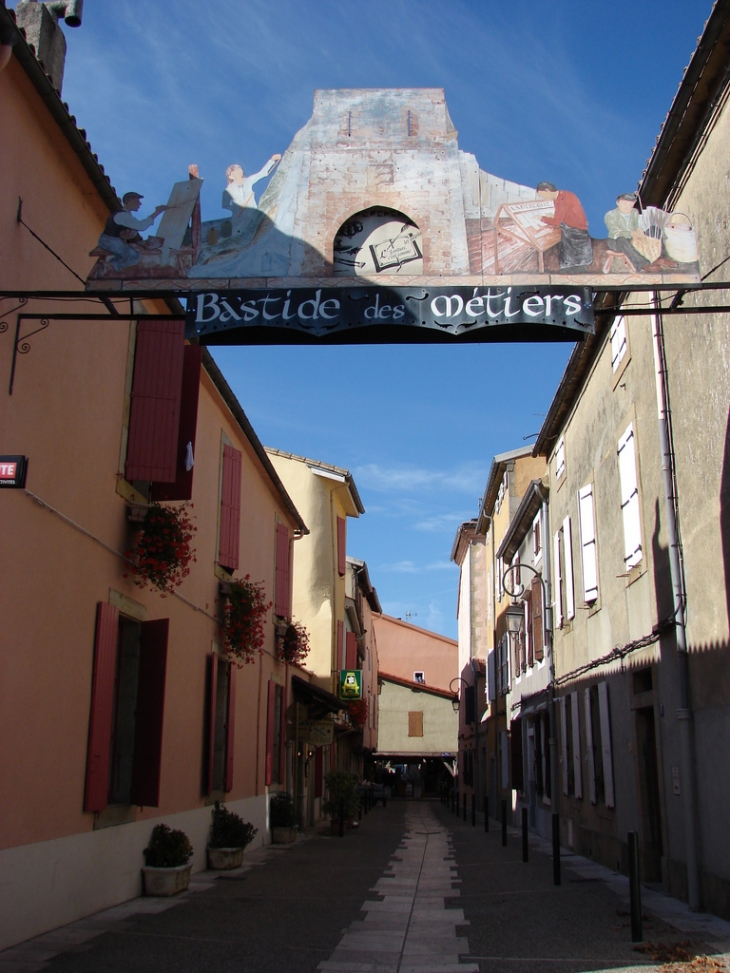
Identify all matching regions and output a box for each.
[2,800,729,973]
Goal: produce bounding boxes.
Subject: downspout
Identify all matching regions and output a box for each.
[542,491,560,821]
[651,299,701,910]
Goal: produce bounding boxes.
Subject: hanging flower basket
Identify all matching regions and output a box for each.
[348,698,368,728]
[125,502,196,594]
[277,619,311,665]
[220,575,271,665]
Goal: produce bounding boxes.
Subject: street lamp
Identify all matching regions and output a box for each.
[449,676,468,713]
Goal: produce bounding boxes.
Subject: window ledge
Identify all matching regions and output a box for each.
[93,804,137,830]
[625,563,646,587]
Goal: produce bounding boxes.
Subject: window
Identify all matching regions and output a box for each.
[578,484,599,603]
[150,345,202,502]
[563,517,575,619]
[408,711,424,737]
[531,576,544,662]
[555,438,565,480]
[207,654,236,793]
[346,631,358,670]
[413,671,425,684]
[617,424,643,570]
[265,680,286,786]
[274,522,291,617]
[533,514,542,560]
[583,683,614,807]
[84,604,168,812]
[125,320,185,484]
[219,444,242,570]
[464,685,476,725]
[497,634,510,695]
[610,315,627,372]
[337,516,346,576]
[495,474,507,514]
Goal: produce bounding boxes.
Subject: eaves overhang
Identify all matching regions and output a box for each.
[264,447,365,517]
[476,444,534,530]
[496,479,548,562]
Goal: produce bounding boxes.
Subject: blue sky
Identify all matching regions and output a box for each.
[58,0,710,638]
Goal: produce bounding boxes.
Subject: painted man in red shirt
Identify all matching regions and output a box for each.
[537,181,593,271]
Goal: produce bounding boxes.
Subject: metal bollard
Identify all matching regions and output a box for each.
[628,831,643,942]
[552,813,561,886]
[501,799,507,846]
[484,795,489,832]
[472,793,476,827]
[339,799,345,838]
[522,807,528,862]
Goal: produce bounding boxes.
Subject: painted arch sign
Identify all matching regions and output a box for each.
[86,88,700,344]
[186,285,594,344]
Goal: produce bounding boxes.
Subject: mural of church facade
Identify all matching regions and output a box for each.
[86,88,700,291]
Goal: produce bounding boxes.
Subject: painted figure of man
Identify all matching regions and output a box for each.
[222,155,282,214]
[97,192,167,270]
[604,193,650,271]
[537,181,593,271]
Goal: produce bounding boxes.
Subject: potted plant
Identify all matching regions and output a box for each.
[269,791,297,844]
[141,824,194,896]
[277,620,311,665]
[125,502,197,594]
[207,801,257,869]
[323,770,360,833]
[348,698,368,728]
[220,575,272,665]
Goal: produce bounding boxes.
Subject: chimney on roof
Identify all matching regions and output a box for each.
[15,0,83,93]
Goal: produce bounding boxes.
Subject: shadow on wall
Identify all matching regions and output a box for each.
[720,406,730,625]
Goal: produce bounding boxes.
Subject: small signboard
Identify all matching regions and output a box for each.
[0,456,28,489]
[298,720,335,747]
[339,670,362,701]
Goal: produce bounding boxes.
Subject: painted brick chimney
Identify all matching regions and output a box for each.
[14,0,82,93]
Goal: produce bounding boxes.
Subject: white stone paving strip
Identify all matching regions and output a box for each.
[319,803,478,973]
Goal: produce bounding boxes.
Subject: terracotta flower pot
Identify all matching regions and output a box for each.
[207,846,244,870]
[142,863,192,896]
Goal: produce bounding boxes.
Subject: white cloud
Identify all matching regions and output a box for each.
[354,462,488,496]
[379,560,454,574]
[413,513,470,534]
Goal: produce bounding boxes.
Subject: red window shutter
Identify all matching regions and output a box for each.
[125,320,185,482]
[219,445,242,570]
[224,663,236,792]
[275,522,290,617]
[206,652,218,795]
[337,516,346,576]
[532,577,544,662]
[314,745,323,798]
[279,682,287,784]
[84,603,119,813]
[345,631,357,670]
[151,345,202,501]
[130,619,168,807]
[265,680,276,786]
[337,620,344,670]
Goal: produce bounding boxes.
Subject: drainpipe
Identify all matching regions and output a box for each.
[651,299,700,910]
[542,491,560,815]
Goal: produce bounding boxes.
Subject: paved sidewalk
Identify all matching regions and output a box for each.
[436,800,730,973]
[1,800,729,973]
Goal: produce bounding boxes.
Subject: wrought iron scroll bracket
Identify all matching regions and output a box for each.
[9,313,50,395]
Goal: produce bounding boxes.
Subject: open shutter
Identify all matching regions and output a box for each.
[578,485,599,602]
[337,516,346,576]
[553,530,563,630]
[510,718,524,791]
[584,688,596,804]
[279,683,287,784]
[265,680,276,786]
[618,424,643,569]
[125,320,185,482]
[219,445,242,570]
[345,631,357,670]
[531,577,544,661]
[275,522,291,617]
[563,517,575,619]
[224,664,236,792]
[130,619,168,807]
[84,603,119,812]
[337,619,344,670]
[151,345,202,501]
[314,745,323,798]
[597,681,615,807]
[206,652,218,794]
[408,711,423,737]
[560,697,569,795]
[571,692,583,799]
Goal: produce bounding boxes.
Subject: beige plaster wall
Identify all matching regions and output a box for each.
[377,681,457,756]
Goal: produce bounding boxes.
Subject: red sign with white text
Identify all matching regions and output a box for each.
[0,456,28,488]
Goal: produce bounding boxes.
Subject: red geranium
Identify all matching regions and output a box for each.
[278,619,311,665]
[348,698,368,728]
[221,576,272,666]
[125,502,196,594]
